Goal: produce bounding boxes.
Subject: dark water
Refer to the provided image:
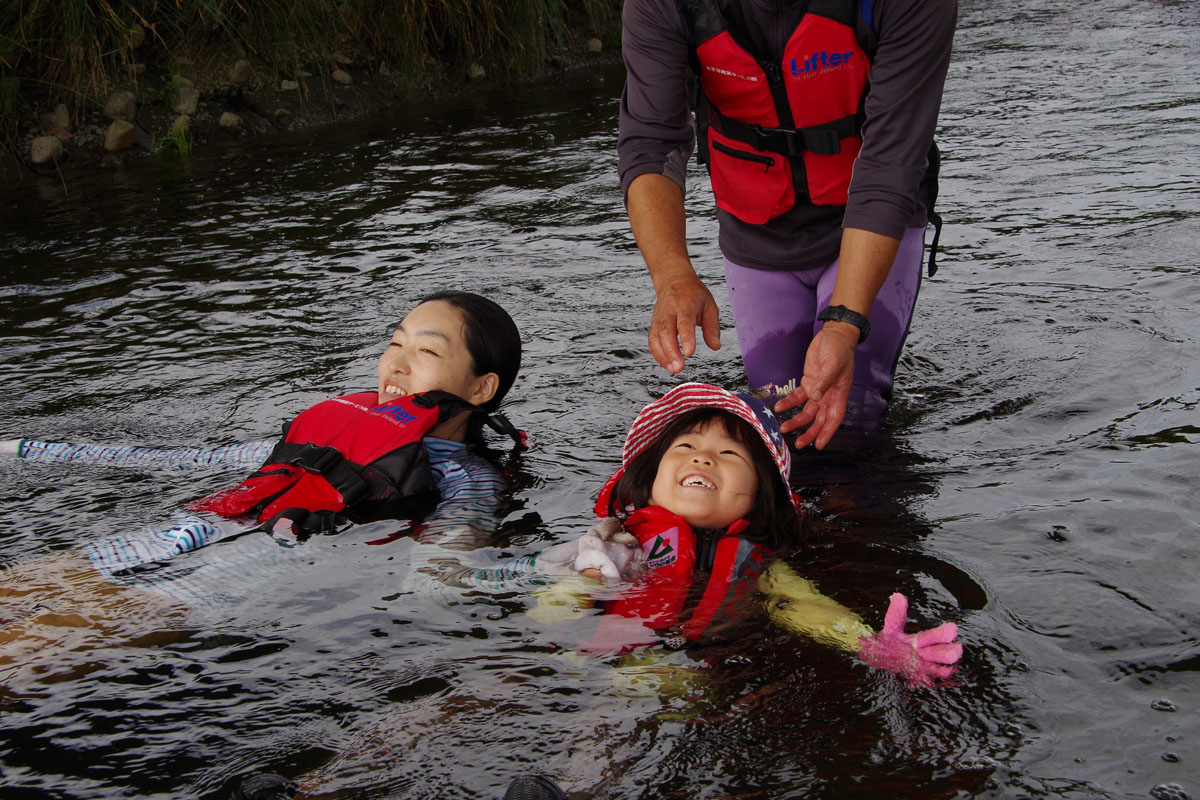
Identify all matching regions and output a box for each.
[2,0,1198,797]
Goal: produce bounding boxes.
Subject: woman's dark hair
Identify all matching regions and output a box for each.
[607,408,803,551]
[414,290,522,444]
[414,290,522,412]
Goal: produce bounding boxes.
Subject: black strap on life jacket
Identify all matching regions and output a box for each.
[479,409,527,449]
[265,441,374,508]
[415,390,528,450]
[260,507,349,537]
[706,107,862,157]
[926,211,943,278]
[922,141,943,277]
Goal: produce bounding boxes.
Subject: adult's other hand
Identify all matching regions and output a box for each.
[648,273,721,375]
[774,322,857,449]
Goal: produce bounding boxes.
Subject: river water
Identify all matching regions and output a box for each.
[1,0,1198,797]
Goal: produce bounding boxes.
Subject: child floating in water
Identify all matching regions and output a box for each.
[439,382,963,683]
[594,383,961,682]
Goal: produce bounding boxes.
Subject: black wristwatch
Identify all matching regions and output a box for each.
[817,305,870,343]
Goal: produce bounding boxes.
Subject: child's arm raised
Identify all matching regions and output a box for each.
[759,561,962,686]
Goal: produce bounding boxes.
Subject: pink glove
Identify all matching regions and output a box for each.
[856,593,962,687]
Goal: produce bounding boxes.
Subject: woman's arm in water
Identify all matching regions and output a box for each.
[2,438,275,471]
[413,517,642,592]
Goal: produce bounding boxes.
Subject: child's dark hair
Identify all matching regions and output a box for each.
[414,290,522,445]
[606,408,803,552]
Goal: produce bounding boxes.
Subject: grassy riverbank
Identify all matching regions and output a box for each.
[0,0,622,175]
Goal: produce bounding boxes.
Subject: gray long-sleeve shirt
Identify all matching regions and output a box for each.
[618,0,957,271]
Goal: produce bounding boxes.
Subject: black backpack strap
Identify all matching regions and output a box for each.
[922,141,943,277]
[926,211,943,278]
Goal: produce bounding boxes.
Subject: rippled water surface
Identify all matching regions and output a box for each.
[2,0,1198,797]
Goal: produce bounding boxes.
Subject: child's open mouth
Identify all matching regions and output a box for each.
[681,474,715,490]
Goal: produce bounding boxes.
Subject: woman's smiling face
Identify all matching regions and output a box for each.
[376,300,496,408]
[649,419,758,529]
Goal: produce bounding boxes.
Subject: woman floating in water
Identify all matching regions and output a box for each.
[0,291,537,678]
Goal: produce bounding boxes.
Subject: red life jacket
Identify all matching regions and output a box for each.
[685,0,871,223]
[589,506,771,652]
[189,391,475,532]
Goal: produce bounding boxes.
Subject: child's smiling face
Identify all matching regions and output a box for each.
[649,419,758,529]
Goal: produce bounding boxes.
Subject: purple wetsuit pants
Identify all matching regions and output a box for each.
[724,226,926,428]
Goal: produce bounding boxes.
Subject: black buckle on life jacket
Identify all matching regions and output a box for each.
[289,442,342,474]
[278,442,373,507]
[748,125,842,158]
[749,126,797,156]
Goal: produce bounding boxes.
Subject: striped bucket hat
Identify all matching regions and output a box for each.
[594,382,796,517]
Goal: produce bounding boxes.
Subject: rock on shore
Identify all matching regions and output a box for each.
[7,33,619,181]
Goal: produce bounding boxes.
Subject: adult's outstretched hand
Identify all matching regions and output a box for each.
[774,322,857,449]
[648,274,721,375]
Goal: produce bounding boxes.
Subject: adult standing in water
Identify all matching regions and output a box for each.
[619,0,957,449]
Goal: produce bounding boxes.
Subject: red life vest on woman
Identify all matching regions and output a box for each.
[592,506,771,651]
[685,0,871,223]
[189,391,475,532]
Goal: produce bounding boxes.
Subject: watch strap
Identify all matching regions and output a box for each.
[817,305,870,343]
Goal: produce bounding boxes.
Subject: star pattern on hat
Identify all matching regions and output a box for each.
[757,406,786,451]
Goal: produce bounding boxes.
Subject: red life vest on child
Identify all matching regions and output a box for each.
[189,391,475,532]
[596,506,771,648]
[685,0,871,223]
